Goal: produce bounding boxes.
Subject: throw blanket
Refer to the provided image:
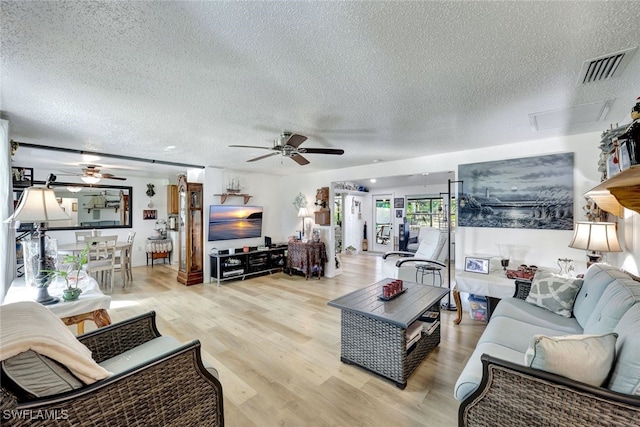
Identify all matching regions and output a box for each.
[0,301,111,384]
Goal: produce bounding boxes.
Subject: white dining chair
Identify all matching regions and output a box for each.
[74,230,97,242]
[115,231,136,286]
[86,235,117,292]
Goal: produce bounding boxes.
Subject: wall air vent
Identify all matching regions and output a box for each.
[577,47,637,85]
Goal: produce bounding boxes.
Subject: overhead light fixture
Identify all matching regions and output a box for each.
[528,99,614,131]
[81,176,100,184]
[66,186,82,193]
[370,178,377,183]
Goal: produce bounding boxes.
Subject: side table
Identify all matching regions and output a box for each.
[453,270,516,325]
[146,238,172,267]
[5,276,112,334]
[287,241,327,279]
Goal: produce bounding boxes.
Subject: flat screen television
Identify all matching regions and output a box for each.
[208,205,263,241]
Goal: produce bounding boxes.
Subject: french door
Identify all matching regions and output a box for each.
[372,194,392,253]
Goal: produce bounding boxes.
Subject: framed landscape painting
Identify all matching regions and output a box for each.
[458,153,574,230]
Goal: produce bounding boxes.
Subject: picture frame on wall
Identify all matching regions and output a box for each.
[464,256,490,274]
[394,198,404,208]
[143,209,157,220]
[396,209,403,218]
[11,166,33,187]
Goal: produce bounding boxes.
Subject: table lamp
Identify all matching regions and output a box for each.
[5,186,71,305]
[568,221,622,266]
[297,207,310,238]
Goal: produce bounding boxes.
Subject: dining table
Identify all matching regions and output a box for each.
[5,275,111,334]
[58,240,132,285]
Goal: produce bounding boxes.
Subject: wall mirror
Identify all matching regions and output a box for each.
[14,182,132,231]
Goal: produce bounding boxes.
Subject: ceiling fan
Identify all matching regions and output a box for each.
[229,132,344,165]
[59,164,127,182]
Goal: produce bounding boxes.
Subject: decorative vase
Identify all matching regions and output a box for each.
[62,288,82,302]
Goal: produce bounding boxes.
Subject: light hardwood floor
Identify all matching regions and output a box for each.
[99,254,486,426]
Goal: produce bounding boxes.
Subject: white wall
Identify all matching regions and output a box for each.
[275,131,640,276]
[202,168,283,281]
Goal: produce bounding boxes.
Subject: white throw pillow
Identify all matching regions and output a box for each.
[524,333,618,387]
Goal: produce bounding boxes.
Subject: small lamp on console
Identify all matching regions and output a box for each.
[297,207,310,238]
[4,186,71,305]
[568,221,622,266]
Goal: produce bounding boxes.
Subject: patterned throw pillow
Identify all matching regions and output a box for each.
[525,269,583,317]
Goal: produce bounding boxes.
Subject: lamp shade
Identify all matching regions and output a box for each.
[81,175,100,184]
[297,207,310,218]
[5,187,70,223]
[568,221,622,252]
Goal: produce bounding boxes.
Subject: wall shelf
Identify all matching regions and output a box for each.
[585,165,640,217]
[214,193,252,204]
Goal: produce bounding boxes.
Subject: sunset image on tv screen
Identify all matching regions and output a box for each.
[208,205,263,241]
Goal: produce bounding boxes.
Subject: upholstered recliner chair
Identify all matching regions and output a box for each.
[382,227,448,283]
[0,302,224,426]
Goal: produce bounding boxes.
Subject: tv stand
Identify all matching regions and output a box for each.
[209,247,286,285]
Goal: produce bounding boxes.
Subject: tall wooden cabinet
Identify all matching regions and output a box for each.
[177,174,204,285]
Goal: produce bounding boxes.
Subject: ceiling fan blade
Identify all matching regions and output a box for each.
[247,152,280,163]
[291,154,310,165]
[285,134,307,148]
[100,173,127,180]
[229,145,272,150]
[301,148,344,155]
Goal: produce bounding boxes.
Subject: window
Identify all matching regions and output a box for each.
[406,196,457,230]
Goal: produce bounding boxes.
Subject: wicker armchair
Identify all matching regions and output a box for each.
[1,311,224,426]
[459,354,640,427]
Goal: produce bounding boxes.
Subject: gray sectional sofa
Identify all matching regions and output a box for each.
[456,263,640,426]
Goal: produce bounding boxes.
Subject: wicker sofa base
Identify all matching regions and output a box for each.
[340,309,440,389]
[1,312,224,427]
[460,355,640,427]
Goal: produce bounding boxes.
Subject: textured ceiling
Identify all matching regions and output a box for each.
[3,1,640,178]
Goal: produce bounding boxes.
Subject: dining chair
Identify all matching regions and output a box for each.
[115,231,136,286]
[86,235,117,293]
[75,230,98,242]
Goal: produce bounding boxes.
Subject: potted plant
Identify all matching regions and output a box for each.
[345,245,357,255]
[44,246,89,301]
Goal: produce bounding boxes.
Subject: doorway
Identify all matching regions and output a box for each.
[372,194,392,253]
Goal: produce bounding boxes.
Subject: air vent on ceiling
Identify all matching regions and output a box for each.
[577,47,637,85]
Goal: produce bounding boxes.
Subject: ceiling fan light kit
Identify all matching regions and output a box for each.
[59,164,127,183]
[230,132,344,165]
[81,175,100,184]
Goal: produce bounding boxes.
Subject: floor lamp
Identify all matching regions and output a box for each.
[442,178,464,311]
[5,186,70,305]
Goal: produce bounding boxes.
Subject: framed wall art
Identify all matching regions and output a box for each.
[143,209,157,220]
[394,198,404,208]
[458,153,574,230]
[11,167,33,187]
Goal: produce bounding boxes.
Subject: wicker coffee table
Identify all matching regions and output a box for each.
[328,279,449,389]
